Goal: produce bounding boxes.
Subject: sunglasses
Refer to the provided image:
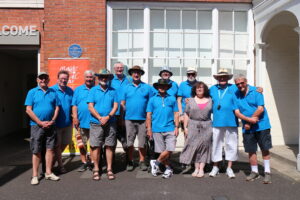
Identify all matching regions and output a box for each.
[187,73,196,76]
[235,82,246,86]
[38,75,49,80]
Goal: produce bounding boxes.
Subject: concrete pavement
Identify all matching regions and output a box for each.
[1,132,300,200]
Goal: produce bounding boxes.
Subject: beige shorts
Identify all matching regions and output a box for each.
[79,128,90,145]
[56,126,73,145]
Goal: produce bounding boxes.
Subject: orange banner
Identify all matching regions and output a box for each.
[48,59,90,155]
[48,59,90,90]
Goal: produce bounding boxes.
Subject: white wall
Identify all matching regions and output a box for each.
[254,2,300,145]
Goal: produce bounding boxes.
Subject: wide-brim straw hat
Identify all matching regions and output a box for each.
[159,66,173,77]
[95,69,114,80]
[128,65,145,75]
[153,79,172,90]
[213,68,233,80]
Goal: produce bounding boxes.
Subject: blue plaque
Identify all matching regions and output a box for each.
[68,44,82,58]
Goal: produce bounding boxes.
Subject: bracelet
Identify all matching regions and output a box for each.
[179,113,184,117]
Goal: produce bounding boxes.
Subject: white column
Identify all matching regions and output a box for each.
[294,26,300,171]
[254,43,268,87]
[247,9,255,85]
[143,7,150,83]
[106,5,113,71]
[212,8,219,85]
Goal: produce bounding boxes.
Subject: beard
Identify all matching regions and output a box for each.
[188,77,196,82]
[99,81,108,86]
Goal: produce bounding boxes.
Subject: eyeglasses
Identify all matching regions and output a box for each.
[187,73,196,77]
[235,82,245,86]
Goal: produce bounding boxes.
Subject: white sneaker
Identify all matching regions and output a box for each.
[162,168,173,179]
[150,160,159,177]
[31,176,39,185]
[45,173,60,181]
[209,167,219,177]
[226,168,235,179]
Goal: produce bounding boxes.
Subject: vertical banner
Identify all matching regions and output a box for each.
[48,59,90,155]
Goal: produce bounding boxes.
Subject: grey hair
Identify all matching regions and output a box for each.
[84,70,95,76]
[234,74,247,82]
[113,62,124,68]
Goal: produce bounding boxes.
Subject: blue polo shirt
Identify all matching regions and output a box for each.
[51,84,74,128]
[24,86,60,126]
[72,84,93,129]
[152,79,178,97]
[210,84,239,127]
[87,85,118,125]
[178,80,195,113]
[110,74,131,115]
[146,93,178,133]
[234,86,271,133]
[120,82,153,120]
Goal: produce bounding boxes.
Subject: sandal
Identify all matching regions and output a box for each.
[92,170,100,181]
[107,169,115,180]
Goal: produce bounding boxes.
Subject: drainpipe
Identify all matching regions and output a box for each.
[294,26,300,171]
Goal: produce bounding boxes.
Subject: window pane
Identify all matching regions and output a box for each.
[218,60,233,72]
[219,11,232,33]
[198,11,212,32]
[182,10,196,32]
[168,33,182,58]
[199,34,212,58]
[150,10,164,31]
[235,34,248,58]
[235,12,247,33]
[166,10,180,31]
[129,10,144,31]
[151,32,166,57]
[184,33,197,58]
[130,33,144,57]
[169,59,182,83]
[149,59,165,84]
[220,34,233,58]
[112,33,128,57]
[113,9,127,31]
[234,60,247,72]
[183,59,197,68]
[199,60,212,86]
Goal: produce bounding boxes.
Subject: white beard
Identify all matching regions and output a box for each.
[99,81,108,86]
[188,77,196,82]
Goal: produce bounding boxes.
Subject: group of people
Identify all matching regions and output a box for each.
[25,61,272,185]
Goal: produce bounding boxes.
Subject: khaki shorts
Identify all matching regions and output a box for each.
[56,126,73,145]
[153,132,177,153]
[125,120,146,148]
[79,128,90,145]
[90,123,117,147]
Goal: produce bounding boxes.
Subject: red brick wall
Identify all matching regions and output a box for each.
[43,0,107,72]
[0,8,44,66]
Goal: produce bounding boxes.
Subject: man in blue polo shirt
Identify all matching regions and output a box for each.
[110,62,131,158]
[25,72,60,185]
[120,65,153,171]
[177,67,198,136]
[147,79,179,179]
[51,70,74,174]
[234,74,272,184]
[152,66,178,97]
[209,69,239,179]
[88,69,118,181]
[72,70,95,172]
